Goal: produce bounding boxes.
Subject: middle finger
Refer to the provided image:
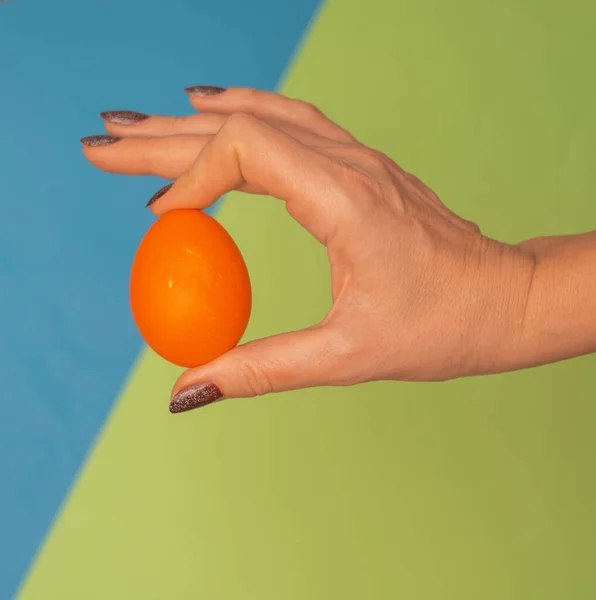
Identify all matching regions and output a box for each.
[101,111,342,148]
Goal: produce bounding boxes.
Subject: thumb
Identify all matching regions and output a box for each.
[168,325,351,413]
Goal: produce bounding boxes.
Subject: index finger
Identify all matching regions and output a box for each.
[152,113,352,246]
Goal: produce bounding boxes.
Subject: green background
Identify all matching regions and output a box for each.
[17,0,596,598]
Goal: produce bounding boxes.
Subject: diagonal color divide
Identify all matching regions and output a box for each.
[15,1,596,599]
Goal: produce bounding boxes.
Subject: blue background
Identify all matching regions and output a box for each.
[0,0,320,597]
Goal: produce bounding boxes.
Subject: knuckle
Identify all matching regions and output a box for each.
[219,112,261,142]
[175,114,201,131]
[336,127,358,143]
[375,150,397,172]
[225,111,255,128]
[330,329,358,364]
[175,114,194,125]
[236,87,260,102]
[159,115,179,129]
[339,163,386,205]
[237,360,274,397]
[464,219,482,234]
[323,327,366,386]
[144,140,167,175]
[293,99,323,116]
[353,147,393,175]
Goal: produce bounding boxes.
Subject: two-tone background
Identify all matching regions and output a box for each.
[1,1,596,598]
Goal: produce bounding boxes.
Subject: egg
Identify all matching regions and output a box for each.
[130,209,252,368]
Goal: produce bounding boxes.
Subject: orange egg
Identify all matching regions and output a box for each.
[130,209,251,368]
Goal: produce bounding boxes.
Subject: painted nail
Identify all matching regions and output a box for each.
[169,383,224,413]
[80,135,120,147]
[184,85,226,96]
[146,183,173,207]
[100,110,149,125]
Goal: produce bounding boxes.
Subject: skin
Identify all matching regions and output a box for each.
[82,88,596,406]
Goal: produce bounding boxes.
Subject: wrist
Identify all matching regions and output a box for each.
[460,239,537,377]
[514,232,596,368]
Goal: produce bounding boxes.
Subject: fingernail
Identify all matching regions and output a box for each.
[169,383,224,414]
[184,85,226,96]
[146,183,173,207]
[100,110,149,125]
[80,135,120,147]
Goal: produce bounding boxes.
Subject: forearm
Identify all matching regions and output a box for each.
[515,231,596,368]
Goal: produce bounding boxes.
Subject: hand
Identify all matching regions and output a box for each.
[82,87,538,411]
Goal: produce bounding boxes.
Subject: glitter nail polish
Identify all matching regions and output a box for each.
[146,183,173,208]
[100,110,149,125]
[184,85,226,96]
[80,135,121,147]
[169,383,224,413]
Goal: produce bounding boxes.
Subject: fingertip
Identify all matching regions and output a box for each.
[185,86,228,113]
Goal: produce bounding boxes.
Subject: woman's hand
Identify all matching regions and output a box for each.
[82,87,562,412]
